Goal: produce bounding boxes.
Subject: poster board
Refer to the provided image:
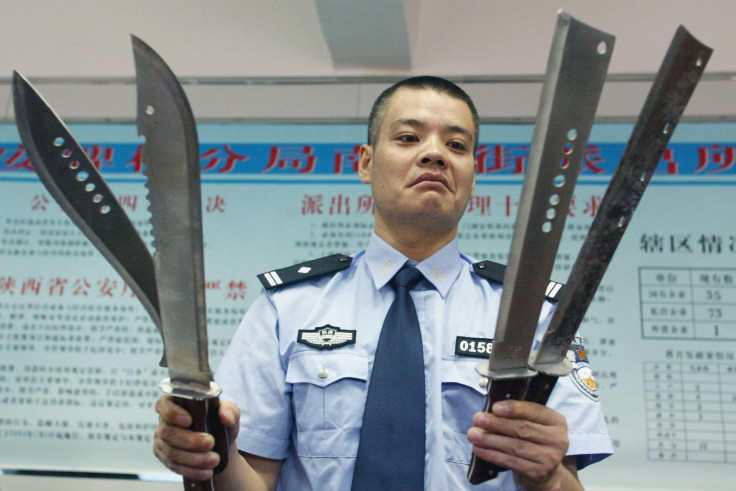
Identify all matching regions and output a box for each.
[0,121,734,489]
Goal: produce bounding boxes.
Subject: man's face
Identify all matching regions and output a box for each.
[359,87,477,235]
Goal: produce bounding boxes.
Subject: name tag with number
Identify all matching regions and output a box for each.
[455,336,494,358]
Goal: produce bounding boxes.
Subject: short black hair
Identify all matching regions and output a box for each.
[367,76,479,152]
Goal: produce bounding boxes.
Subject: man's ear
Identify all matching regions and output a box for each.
[358,144,373,184]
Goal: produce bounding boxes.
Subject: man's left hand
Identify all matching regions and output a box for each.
[467,400,580,491]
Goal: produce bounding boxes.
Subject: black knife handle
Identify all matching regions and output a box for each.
[524,372,560,407]
[467,377,530,484]
[174,395,230,490]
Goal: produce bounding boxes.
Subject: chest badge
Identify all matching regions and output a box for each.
[298,324,356,350]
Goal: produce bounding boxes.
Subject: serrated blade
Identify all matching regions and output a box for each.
[133,35,210,388]
[12,71,164,364]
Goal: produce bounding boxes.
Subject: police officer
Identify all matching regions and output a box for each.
[153,76,612,490]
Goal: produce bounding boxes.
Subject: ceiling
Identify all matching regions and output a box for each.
[4,0,735,78]
[1,0,734,122]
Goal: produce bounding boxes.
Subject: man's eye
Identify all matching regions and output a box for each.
[448,141,467,151]
[397,134,418,143]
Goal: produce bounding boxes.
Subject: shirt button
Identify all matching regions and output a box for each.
[319,368,329,378]
[479,377,489,388]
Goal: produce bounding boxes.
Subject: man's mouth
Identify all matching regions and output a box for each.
[413,173,450,190]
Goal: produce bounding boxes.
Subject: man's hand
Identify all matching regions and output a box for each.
[153,395,241,482]
[466,400,580,491]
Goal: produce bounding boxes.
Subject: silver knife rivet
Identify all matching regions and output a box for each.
[318,368,329,378]
[477,263,486,269]
[479,377,489,388]
[339,255,349,262]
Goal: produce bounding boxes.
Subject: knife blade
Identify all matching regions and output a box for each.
[526,25,713,405]
[11,71,165,366]
[468,11,614,484]
[132,35,228,489]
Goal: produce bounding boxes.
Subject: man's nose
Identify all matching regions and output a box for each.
[419,138,446,166]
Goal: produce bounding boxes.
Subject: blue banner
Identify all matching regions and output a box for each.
[1,142,735,177]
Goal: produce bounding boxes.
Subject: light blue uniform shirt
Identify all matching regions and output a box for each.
[216,233,612,490]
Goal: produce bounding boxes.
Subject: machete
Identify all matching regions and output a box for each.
[133,35,228,491]
[11,71,166,366]
[468,12,614,484]
[526,25,712,405]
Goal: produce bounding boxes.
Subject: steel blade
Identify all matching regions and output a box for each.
[528,26,713,397]
[468,12,614,484]
[133,35,210,388]
[487,12,614,376]
[12,71,164,362]
[133,36,229,486]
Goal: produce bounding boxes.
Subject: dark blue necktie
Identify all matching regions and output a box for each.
[352,265,426,491]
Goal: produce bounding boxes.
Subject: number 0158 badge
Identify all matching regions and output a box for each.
[455,336,494,358]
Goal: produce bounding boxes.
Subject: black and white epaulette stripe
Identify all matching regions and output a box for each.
[258,254,353,290]
[472,260,565,302]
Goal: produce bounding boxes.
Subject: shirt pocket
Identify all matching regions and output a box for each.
[441,358,488,465]
[286,350,368,458]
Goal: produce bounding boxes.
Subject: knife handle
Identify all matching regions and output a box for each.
[174,395,230,490]
[467,377,530,484]
[523,372,559,407]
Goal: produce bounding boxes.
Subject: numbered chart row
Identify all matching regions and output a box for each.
[642,321,736,340]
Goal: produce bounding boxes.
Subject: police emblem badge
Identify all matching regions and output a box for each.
[298,324,356,350]
[566,339,599,401]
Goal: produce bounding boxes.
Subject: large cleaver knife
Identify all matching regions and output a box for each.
[133,35,228,490]
[468,12,614,484]
[525,26,712,406]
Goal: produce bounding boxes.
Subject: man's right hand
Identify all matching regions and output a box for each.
[153,395,241,482]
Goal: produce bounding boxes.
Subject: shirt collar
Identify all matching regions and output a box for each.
[365,231,464,298]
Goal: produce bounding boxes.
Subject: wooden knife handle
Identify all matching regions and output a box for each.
[174,395,230,491]
[467,377,530,484]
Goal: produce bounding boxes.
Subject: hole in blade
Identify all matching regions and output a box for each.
[76,171,89,182]
[85,183,95,192]
[146,105,155,116]
[53,137,64,147]
[100,205,111,214]
[542,221,553,233]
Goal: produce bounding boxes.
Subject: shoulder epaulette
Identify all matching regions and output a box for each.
[258,254,353,290]
[472,260,565,302]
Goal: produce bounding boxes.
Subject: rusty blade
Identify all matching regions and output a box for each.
[531,25,713,383]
